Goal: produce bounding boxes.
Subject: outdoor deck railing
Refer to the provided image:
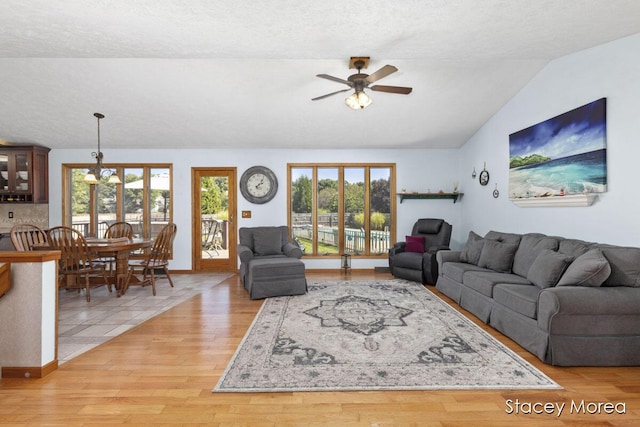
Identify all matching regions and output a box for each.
[71,219,169,239]
[293,225,390,255]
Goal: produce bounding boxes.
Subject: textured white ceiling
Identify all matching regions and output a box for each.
[0,0,639,149]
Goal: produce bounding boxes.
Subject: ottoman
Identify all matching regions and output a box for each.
[245,257,307,300]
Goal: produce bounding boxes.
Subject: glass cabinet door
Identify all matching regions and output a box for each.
[0,146,48,204]
[15,153,29,192]
[0,154,8,192]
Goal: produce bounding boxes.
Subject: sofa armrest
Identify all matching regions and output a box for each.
[393,241,407,250]
[435,250,461,275]
[238,245,254,264]
[436,250,461,264]
[282,242,303,259]
[389,242,406,257]
[537,286,640,333]
[427,244,450,254]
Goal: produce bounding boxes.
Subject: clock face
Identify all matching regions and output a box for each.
[247,173,272,197]
[240,166,278,204]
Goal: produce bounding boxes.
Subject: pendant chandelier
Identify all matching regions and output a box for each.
[84,112,121,184]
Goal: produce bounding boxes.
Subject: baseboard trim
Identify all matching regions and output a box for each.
[2,359,58,379]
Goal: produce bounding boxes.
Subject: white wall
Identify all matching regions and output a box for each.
[49,34,640,271]
[459,33,640,247]
[49,148,462,270]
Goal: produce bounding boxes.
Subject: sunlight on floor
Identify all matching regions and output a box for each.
[57,272,233,363]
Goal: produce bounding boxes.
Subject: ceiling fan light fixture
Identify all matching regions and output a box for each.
[313,58,411,108]
[345,91,372,110]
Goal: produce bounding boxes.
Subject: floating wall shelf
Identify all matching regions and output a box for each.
[397,192,463,203]
[510,194,598,207]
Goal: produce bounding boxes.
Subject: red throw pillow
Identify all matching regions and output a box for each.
[405,235,425,253]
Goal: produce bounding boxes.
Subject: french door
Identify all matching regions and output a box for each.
[192,168,237,272]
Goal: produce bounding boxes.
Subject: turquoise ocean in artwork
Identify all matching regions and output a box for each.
[509,149,606,198]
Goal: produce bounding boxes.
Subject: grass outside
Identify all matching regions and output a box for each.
[297,237,339,255]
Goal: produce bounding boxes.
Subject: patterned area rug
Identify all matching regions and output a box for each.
[214,279,560,392]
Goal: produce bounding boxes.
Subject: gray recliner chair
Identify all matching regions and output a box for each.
[237,226,307,299]
[388,218,452,284]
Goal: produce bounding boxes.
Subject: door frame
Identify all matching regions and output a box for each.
[191,167,237,272]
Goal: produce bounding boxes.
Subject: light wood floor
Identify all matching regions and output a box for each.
[1,271,639,426]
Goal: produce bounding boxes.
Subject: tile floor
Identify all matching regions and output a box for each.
[57,272,233,363]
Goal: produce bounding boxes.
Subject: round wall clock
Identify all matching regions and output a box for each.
[240,166,278,204]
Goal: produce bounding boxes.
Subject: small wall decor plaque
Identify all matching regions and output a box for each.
[479,162,489,186]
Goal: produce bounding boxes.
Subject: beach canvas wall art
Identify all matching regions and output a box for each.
[509,98,607,200]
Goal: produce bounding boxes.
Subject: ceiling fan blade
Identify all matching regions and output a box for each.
[311,88,352,101]
[370,85,413,95]
[316,74,352,86]
[364,65,397,84]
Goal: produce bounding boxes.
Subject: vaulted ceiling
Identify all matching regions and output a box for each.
[1,1,639,150]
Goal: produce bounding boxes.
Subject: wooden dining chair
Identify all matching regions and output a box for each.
[10,224,47,251]
[104,222,134,239]
[126,223,177,296]
[47,226,111,302]
[100,221,135,272]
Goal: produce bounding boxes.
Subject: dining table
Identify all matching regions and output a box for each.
[34,237,153,297]
[84,237,153,296]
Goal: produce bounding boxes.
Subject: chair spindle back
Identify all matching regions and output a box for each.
[10,224,47,251]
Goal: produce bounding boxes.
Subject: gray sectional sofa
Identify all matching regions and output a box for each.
[435,230,640,366]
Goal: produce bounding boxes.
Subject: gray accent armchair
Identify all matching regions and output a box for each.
[388,218,452,284]
[237,226,303,286]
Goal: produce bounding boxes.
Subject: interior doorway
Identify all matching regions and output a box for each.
[192,167,237,272]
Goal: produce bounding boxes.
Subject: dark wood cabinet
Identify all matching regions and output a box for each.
[0,144,50,203]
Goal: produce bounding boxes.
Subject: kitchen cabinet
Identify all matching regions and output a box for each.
[0,144,50,203]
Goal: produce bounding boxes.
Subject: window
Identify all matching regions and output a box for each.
[289,163,395,257]
[62,164,172,240]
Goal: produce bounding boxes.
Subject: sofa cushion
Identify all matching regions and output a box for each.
[493,283,543,320]
[253,228,283,255]
[512,233,560,277]
[442,262,487,283]
[477,239,519,273]
[485,230,522,245]
[527,249,574,289]
[405,235,425,253]
[598,245,640,287]
[460,231,484,265]
[557,248,611,287]
[392,251,424,270]
[557,238,593,258]
[463,270,531,298]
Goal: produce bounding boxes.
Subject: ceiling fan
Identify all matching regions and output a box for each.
[312,57,412,109]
